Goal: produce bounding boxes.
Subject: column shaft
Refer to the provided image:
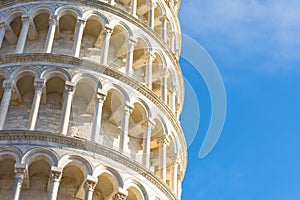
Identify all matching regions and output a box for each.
[73,18,85,57]
[157,135,168,182]
[119,103,133,153]
[0,23,5,49]
[29,79,45,130]
[130,0,138,17]
[91,90,106,142]
[170,159,178,194]
[148,1,156,29]
[145,53,155,90]
[11,164,27,200]
[100,26,113,65]
[142,120,153,168]
[60,82,75,135]
[160,16,167,42]
[126,38,137,76]
[0,81,13,130]
[15,16,30,54]
[83,178,97,200]
[44,16,57,53]
[161,74,168,104]
[48,167,62,200]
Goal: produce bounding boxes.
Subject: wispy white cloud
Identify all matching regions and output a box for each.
[179,0,300,71]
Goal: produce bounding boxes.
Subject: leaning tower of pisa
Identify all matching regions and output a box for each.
[0,0,187,199]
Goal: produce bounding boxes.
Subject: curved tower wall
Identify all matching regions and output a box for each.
[0,0,187,199]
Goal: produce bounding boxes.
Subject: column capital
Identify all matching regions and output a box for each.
[49,15,58,25]
[64,81,75,92]
[95,89,107,101]
[125,102,134,110]
[2,80,14,90]
[128,37,138,46]
[0,21,6,28]
[77,17,86,25]
[14,163,27,178]
[141,118,155,129]
[156,134,169,145]
[21,15,31,23]
[84,175,98,190]
[168,30,176,37]
[145,52,156,62]
[34,79,45,91]
[104,24,114,34]
[159,15,167,22]
[112,192,127,200]
[50,166,63,181]
[148,0,157,8]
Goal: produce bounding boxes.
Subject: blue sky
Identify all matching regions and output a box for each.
[179,1,300,199]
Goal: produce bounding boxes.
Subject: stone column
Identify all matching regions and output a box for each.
[169,31,176,52]
[28,79,45,130]
[0,80,13,130]
[148,0,156,29]
[142,119,154,169]
[159,15,167,42]
[157,135,169,182]
[73,18,86,57]
[11,163,27,200]
[44,16,57,53]
[119,103,133,153]
[126,37,137,76]
[177,172,183,197]
[91,89,106,142]
[170,86,176,113]
[161,71,168,104]
[170,156,178,194]
[83,176,98,200]
[130,0,138,17]
[48,166,62,200]
[60,81,75,135]
[145,52,156,90]
[112,192,127,200]
[15,15,30,54]
[100,25,113,66]
[0,22,6,49]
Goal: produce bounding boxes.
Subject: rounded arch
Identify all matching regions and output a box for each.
[5,8,27,24]
[58,154,93,175]
[155,1,167,16]
[130,97,151,118]
[124,179,148,200]
[82,10,109,25]
[134,33,152,50]
[152,115,168,136]
[0,147,22,163]
[71,73,102,89]
[10,66,40,82]
[54,5,83,19]
[21,148,58,166]
[0,69,11,80]
[103,82,130,103]
[93,165,124,188]
[28,4,55,19]
[41,67,72,81]
[109,20,133,38]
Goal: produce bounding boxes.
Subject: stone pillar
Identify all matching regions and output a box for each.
[170,156,178,194]
[15,15,30,54]
[177,172,183,197]
[60,81,75,135]
[169,31,176,52]
[0,80,13,130]
[73,18,86,57]
[48,167,63,200]
[148,0,156,29]
[83,176,98,200]
[142,119,154,169]
[157,135,169,182]
[160,15,167,42]
[91,89,107,142]
[44,16,57,53]
[175,103,181,119]
[0,22,6,49]
[126,37,137,76]
[100,25,113,66]
[112,192,127,200]
[145,52,156,90]
[170,86,176,113]
[130,0,138,17]
[119,103,133,153]
[28,79,45,130]
[11,163,27,200]
[161,72,168,104]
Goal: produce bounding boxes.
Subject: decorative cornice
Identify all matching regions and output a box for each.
[0,53,187,175]
[0,130,178,200]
